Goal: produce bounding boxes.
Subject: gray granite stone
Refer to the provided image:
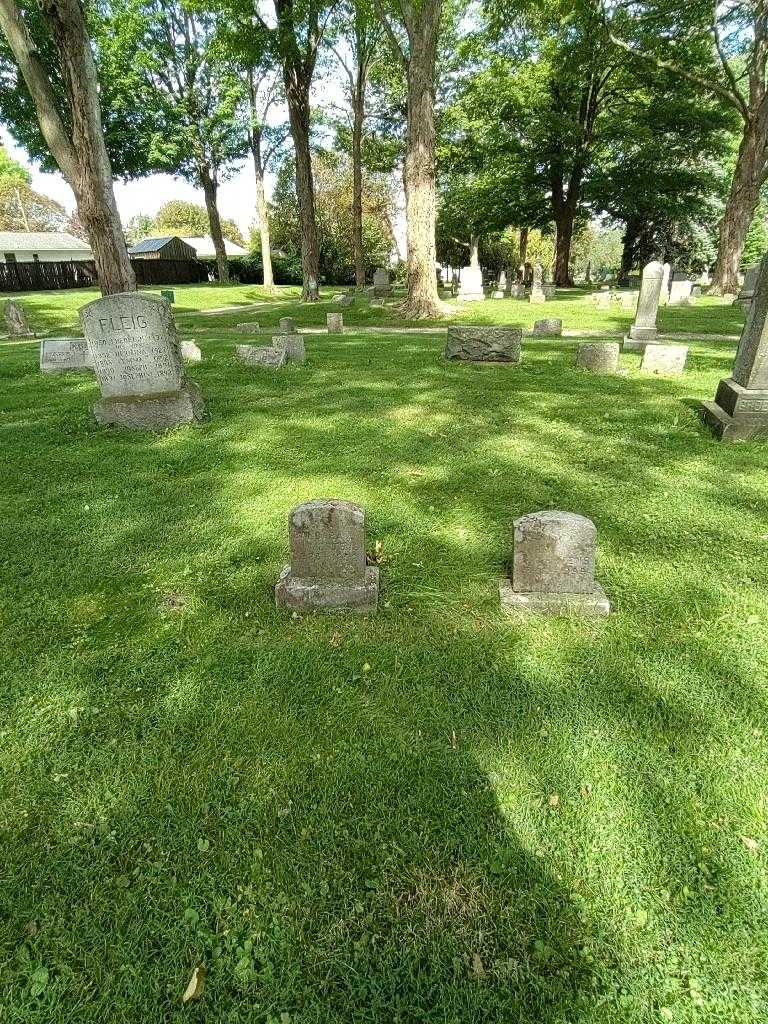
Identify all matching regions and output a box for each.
[80,291,205,430]
[180,338,202,362]
[272,333,306,363]
[275,499,379,612]
[237,322,261,333]
[235,344,287,368]
[373,268,392,297]
[5,299,33,336]
[509,283,525,299]
[529,262,546,304]
[279,317,296,333]
[625,260,663,347]
[327,312,344,333]
[445,326,522,362]
[457,265,484,302]
[499,510,610,617]
[620,290,638,311]
[668,278,693,306]
[533,318,562,336]
[575,342,620,374]
[40,337,92,374]
[640,343,688,375]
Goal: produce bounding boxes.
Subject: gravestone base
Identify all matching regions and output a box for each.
[93,381,205,430]
[275,565,379,613]
[499,577,610,617]
[699,378,768,441]
[623,326,659,352]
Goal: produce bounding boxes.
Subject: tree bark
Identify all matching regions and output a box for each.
[200,164,230,284]
[553,208,576,286]
[519,227,528,267]
[619,219,640,285]
[352,68,365,289]
[255,171,274,289]
[285,81,320,300]
[0,0,135,294]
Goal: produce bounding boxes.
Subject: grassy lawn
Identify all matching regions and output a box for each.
[1,286,766,1022]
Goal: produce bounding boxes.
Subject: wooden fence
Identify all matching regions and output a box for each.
[0,257,208,292]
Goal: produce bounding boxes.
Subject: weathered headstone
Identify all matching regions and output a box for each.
[327,312,344,333]
[237,322,261,333]
[701,252,768,440]
[235,344,287,368]
[624,260,664,351]
[668,277,693,306]
[542,282,556,299]
[498,269,507,291]
[39,337,92,374]
[736,264,759,313]
[5,299,33,337]
[533,318,562,336]
[279,317,296,333]
[180,338,202,363]
[575,342,620,374]
[690,284,702,301]
[499,511,610,617]
[275,499,379,612]
[272,334,306,363]
[444,326,522,363]
[79,292,205,430]
[509,283,525,299]
[529,262,546,304]
[332,292,354,307]
[457,264,485,302]
[640,343,688,376]
[491,289,505,299]
[373,267,392,297]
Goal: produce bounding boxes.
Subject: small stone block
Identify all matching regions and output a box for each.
[533,318,562,336]
[237,322,261,333]
[327,313,344,333]
[445,326,522,362]
[93,381,205,430]
[576,343,620,373]
[279,317,296,333]
[640,344,688,375]
[499,577,610,617]
[40,337,92,373]
[275,564,379,613]
[272,334,306,363]
[235,344,286,368]
[180,339,202,362]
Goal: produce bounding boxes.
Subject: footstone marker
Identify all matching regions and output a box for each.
[272,334,306,363]
[327,312,344,333]
[543,283,556,299]
[180,338,202,362]
[275,499,379,612]
[499,510,610,617]
[575,342,620,374]
[373,268,392,297]
[237,322,260,333]
[529,262,546,304]
[533,318,562,336]
[5,299,33,336]
[279,317,296,333]
[624,260,664,351]
[640,343,688,376]
[701,253,768,440]
[80,292,205,430]
[444,326,522,363]
[235,344,286,368]
[40,337,92,374]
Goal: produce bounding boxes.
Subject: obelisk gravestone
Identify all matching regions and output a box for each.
[624,260,664,351]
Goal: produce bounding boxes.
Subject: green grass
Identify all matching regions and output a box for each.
[1,285,767,1023]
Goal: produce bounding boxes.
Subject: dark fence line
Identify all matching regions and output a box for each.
[0,258,208,292]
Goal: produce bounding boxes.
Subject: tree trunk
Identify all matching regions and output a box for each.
[519,227,528,267]
[255,170,274,290]
[0,0,135,294]
[352,70,366,290]
[553,208,575,286]
[200,165,230,285]
[285,81,320,301]
[619,219,639,285]
[711,115,767,294]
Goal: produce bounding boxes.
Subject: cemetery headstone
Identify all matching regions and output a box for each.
[499,510,610,617]
[498,269,507,290]
[542,283,556,299]
[575,342,620,374]
[668,277,693,306]
[509,283,525,299]
[529,262,546,304]
[272,334,306,363]
[39,337,92,374]
[640,343,688,376]
[659,262,671,305]
[701,252,768,440]
[736,264,759,312]
[279,317,296,333]
[444,326,522,363]
[275,499,379,612]
[373,268,392,297]
[180,338,202,363]
[235,344,287,368]
[456,264,485,302]
[237,322,261,333]
[79,291,205,430]
[690,284,702,301]
[533,318,562,336]
[327,312,344,333]
[624,260,664,351]
[491,290,505,299]
[5,299,33,337]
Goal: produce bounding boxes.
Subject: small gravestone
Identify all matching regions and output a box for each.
[542,283,556,299]
[40,337,92,374]
[533,318,562,336]
[79,292,205,430]
[5,299,33,337]
[509,283,525,299]
[445,326,522,363]
[373,268,392,297]
[529,262,546,304]
[235,344,286,368]
[498,270,507,290]
[640,343,688,376]
[491,290,505,299]
[272,334,306,363]
[499,510,610,617]
[180,338,202,363]
[275,499,379,612]
[736,264,758,312]
[690,284,702,301]
[668,278,693,306]
[161,289,175,304]
[237,322,260,333]
[327,312,343,333]
[576,343,620,374]
[624,260,664,351]
[279,317,296,333]
[457,264,484,302]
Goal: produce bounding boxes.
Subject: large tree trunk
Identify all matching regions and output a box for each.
[285,82,320,301]
[352,71,365,290]
[519,226,528,266]
[553,209,575,286]
[200,165,230,285]
[255,171,274,289]
[711,115,767,294]
[0,0,135,294]
[619,219,639,285]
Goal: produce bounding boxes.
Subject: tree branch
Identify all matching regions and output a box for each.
[712,5,750,120]
[371,0,407,70]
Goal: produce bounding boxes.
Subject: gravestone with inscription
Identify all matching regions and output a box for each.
[235,344,287,368]
[80,292,205,430]
[668,277,693,306]
[5,299,33,337]
[624,260,664,351]
[456,264,485,302]
[445,326,522,362]
[499,510,610,617]
[327,312,344,333]
[373,268,392,297]
[701,252,768,440]
[40,337,92,374]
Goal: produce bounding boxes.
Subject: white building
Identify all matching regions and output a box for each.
[181,235,247,258]
[0,231,93,263]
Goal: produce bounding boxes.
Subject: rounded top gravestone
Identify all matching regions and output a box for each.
[512,510,596,594]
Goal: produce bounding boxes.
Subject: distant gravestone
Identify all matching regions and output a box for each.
[575,342,620,374]
[498,270,507,290]
[624,260,664,351]
[701,252,768,440]
[279,317,296,333]
[80,292,205,430]
[457,264,485,302]
[659,262,671,305]
[491,290,505,299]
[668,278,693,306]
[272,334,306,363]
[275,499,379,612]
[327,312,344,333]
[529,262,546,304]
[180,338,202,363]
[39,337,92,374]
[235,344,286,368]
[690,284,702,301]
[5,299,33,337]
[593,290,611,310]
[373,268,392,297]
[445,326,522,363]
[237,322,260,333]
[499,510,610,617]
[542,282,556,299]
[736,264,759,312]
[640,343,688,376]
[533,318,562,336]
[509,283,525,299]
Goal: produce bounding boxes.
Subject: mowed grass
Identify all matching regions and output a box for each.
[1,285,767,1023]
